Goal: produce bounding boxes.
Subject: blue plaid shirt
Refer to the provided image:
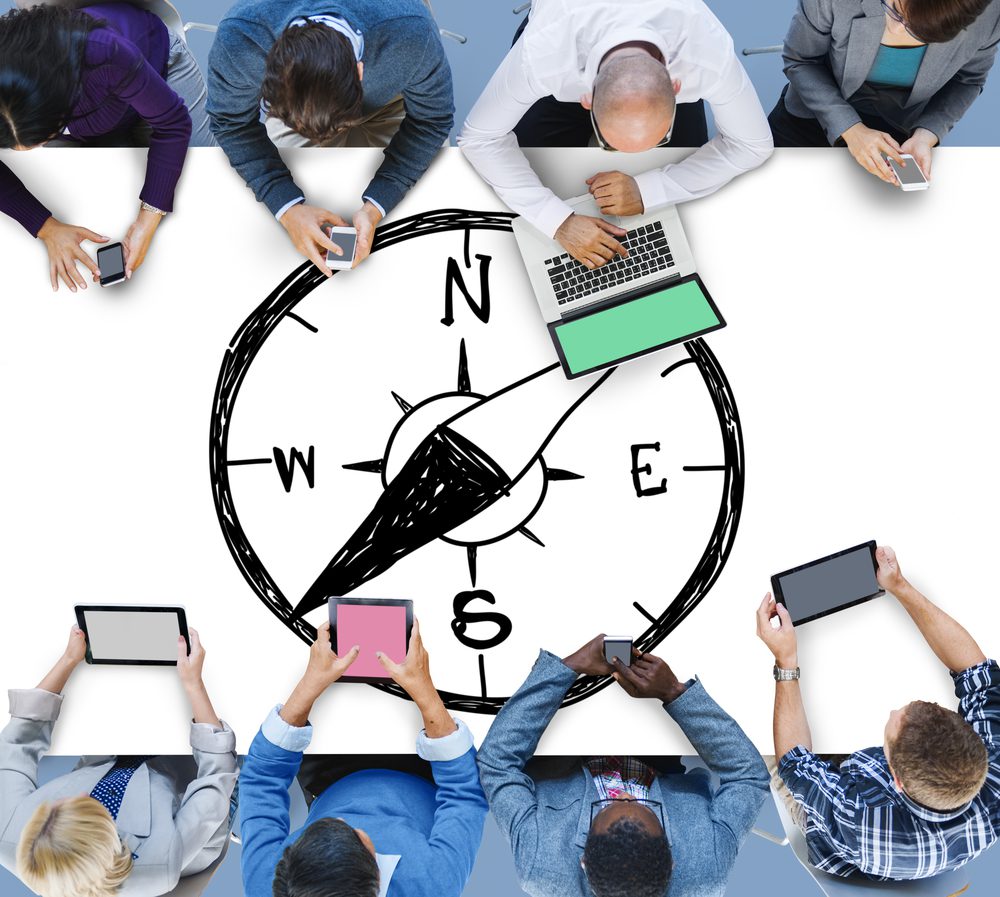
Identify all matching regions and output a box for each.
[779,660,1000,880]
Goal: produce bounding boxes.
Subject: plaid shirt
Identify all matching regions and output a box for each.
[779,659,1000,880]
[586,757,656,802]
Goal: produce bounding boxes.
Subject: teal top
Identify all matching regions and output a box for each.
[867,43,928,88]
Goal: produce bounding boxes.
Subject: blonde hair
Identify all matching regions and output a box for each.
[17,797,133,897]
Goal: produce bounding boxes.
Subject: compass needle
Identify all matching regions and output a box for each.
[292,365,613,620]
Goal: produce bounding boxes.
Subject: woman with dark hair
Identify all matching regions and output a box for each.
[768,0,1000,184]
[0,3,214,292]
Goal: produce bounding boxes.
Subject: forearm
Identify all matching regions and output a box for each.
[412,687,457,740]
[36,656,78,695]
[186,682,222,728]
[893,580,986,672]
[278,677,322,728]
[774,679,812,758]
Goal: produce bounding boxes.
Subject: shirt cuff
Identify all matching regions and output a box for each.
[953,659,1000,696]
[416,717,474,762]
[634,168,670,214]
[261,705,313,752]
[361,195,386,218]
[275,196,305,222]
[8,689,63,722]
[190,719,237,753]
[534,195,577,241]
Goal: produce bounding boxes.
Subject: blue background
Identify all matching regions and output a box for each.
[175,0,1000,145]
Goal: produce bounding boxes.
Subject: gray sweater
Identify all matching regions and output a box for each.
[207,0,454,215]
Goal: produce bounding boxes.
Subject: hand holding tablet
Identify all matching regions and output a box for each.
[328,598,414,684]
[74,604,190,665]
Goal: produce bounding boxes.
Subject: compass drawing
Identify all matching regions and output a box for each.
[210,210,744,713]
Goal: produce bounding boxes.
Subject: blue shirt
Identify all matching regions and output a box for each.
[867,44,927,88]
[779,660,1000,880]
[239,709,487,897]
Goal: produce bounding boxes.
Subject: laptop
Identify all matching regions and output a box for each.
[512,194,725,379]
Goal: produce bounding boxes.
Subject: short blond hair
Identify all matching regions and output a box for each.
[17,797,133,897]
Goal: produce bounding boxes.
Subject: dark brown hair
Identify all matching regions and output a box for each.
[888,701,989,810]
[904,0,992,43]
[261,23,363,143]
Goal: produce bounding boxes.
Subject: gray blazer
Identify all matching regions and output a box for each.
[0,689,238,897]
[476,651,769,897]
[783,0,1000,143]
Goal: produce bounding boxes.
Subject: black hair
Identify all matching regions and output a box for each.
[0,6,100,149]
[272,818,379,897]
[261,23,364,143]
[583,817,672,897]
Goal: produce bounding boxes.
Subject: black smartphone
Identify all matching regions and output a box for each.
[603,635,632,667]
[97,242,126,287]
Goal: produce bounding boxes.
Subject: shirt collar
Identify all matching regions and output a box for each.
[583,27,672,88]
[289,14,364,60]
[897,788,974,823]
[375,853,401,897]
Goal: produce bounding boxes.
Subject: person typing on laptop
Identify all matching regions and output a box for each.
[458,0,773,270]
[755,545,1000,879]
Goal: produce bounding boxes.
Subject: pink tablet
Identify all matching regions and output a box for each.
[329,598,413,683]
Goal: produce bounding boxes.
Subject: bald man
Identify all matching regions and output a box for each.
[458,0,773,270]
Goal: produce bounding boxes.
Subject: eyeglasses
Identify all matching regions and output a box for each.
[589,798,666,831]
[879,0,921,40]
[589,106,674,153]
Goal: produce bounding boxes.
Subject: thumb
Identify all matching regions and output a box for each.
[176,636,187,664]
[775,603,793,626]
[375,650,399,674]
[340,644,360,667]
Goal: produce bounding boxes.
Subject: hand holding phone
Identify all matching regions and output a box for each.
[603,636,633,667]
[97,242,127,286]
[887,154,929,191]
[326,226,359,270]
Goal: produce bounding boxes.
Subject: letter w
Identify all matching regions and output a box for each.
[272,446,315,492]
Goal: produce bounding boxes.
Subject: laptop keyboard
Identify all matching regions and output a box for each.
[545,221,674,306]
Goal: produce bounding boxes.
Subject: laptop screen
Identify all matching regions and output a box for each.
[549,276,724,378]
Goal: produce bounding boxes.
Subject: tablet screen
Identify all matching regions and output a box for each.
[79,608,184,663]
[774,543,881,624]
[335,603,408,679]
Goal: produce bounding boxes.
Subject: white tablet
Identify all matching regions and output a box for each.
[74,605,189,665]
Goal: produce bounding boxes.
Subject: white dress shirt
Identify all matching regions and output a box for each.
[458,0,773,238]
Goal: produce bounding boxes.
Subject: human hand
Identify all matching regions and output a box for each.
[875,545,907,595]
[352,200,383,267]
[585,171,643,217]
[562,634,615,677]
[376,618,436,702]
[37,217,108,292]
[123,207,163,279]
[901,129,936,181]
[755,593,798,669]
[612,649,686,703]
[301,621,360,696]
[176,627,206,692]
[63,625,88,667]
[279,203,349,275]
[554,214,627,270]
[841,123,905,185]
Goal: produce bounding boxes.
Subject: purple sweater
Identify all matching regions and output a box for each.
[0,3,192,236]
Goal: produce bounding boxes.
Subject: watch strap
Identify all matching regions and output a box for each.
[773,664,800,681]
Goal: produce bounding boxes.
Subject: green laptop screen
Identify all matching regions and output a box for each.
[552,278,722,376]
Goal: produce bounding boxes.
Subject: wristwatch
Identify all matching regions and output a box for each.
[773,664,800,681]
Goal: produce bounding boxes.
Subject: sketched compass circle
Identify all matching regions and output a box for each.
[210,210,745,713]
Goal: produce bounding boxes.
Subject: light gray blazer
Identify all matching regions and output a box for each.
[782,0,1000,143]
[0,689,238,897]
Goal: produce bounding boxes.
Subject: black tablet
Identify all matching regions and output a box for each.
[74,605,189,665]
[771,541,883,625]
[329,597,414,684]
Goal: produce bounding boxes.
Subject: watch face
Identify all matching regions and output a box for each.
[210,210,744,712]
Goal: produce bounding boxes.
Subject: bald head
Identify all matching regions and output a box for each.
[592,53,675,152]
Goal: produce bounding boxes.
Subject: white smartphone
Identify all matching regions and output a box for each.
[887,154,929,191]
[326,226,358,270]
